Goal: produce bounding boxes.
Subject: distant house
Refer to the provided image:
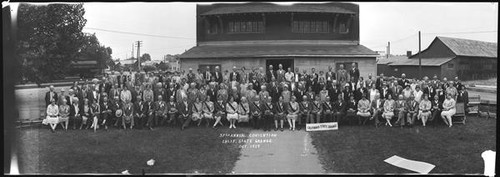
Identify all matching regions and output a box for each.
[377,36,497,80]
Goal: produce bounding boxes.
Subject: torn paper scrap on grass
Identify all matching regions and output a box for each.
[384,155,435,174]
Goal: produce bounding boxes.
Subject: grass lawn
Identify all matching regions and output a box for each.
[16,126,251,174]
[310,116,496,174]
[462,78,497,87]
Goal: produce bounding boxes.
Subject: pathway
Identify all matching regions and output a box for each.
[232,129,324,174]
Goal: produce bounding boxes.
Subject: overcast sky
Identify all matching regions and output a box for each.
[74,2,497,60]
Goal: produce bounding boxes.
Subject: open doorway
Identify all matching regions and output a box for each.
[266,59,294,71]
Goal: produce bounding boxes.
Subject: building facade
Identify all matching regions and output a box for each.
[377,36,497,80]
[179,2,378,78]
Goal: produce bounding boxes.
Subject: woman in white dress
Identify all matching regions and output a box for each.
[237,97,250,124]
[44,100,60,132]
[286,96,300,131]
[441,93,456,127]
[382,94,395,127]
[418,94,432,127]
[226,96,239,129]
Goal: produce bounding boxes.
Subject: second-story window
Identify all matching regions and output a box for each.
[292,20,329,33]
[228,20,264,33]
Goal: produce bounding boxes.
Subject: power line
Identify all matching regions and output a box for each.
[423,30,497,35]
[83,27,196,40]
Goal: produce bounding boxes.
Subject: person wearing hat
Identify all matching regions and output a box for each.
[398,73,409,87]
[405,94,419,127]
[69,97,81,130]
[66,88,77,106]
[356,93,371,125]
[325,66,336,86]
[342,83,351,104]
[143,84,154,103]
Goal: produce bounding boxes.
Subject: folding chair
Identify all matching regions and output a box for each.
[467,95,480,115]
[452,103,466,125]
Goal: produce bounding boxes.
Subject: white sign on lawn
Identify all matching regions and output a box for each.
[306,122,338,131]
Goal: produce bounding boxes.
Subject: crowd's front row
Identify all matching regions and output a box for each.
[43,88,457,132]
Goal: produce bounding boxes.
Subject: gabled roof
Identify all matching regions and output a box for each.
[388,57,454,66]
[179,44,378,59]
[436,36,497,58]
[201,3,355,16]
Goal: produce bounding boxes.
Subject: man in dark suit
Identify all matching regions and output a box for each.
[229,66,240,82]
[398,73,410,87]
[178,98,191,130]
[349,63,360,83]
[213,66,223,84]
[322,97,334,122]
[294,84,307,102]
[117,71,123,88]
[134,95,147,129]
[333,94,346,124]
[325,66,336,85]
[269,81,282,103]
[375,73,385,91]
[266,65,277,83]
[45,85,58,107]
[309,68,319,94]
[380,84,392,100]
[203,66,212,85]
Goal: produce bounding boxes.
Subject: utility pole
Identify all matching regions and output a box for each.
[386,42,390,58]
[418,31,422,79]
[136,41,142,72]
[131,43,134,59]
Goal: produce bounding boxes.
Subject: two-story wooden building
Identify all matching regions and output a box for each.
[179,2,378,78]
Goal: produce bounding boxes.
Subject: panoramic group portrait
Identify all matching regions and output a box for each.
[3,1,497,175]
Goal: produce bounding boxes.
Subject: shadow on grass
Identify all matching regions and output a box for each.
[310,116,496,174]
[16,126,251,174]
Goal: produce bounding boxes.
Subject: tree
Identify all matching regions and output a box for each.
[157,61,169,71]
[78,33,113,74]
[140,53,151,63]
[17,3,87,84]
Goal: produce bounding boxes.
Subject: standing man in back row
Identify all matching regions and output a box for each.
[349,63,360,83]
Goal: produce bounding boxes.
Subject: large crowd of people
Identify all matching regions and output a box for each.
[42,63,470,132]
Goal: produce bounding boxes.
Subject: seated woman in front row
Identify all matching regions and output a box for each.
[226,96,239,129]
[356,94,371,125]
[382,94,395,127]
[441,93,456,128]
[418,94,432,127]
[44,100,60,133]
